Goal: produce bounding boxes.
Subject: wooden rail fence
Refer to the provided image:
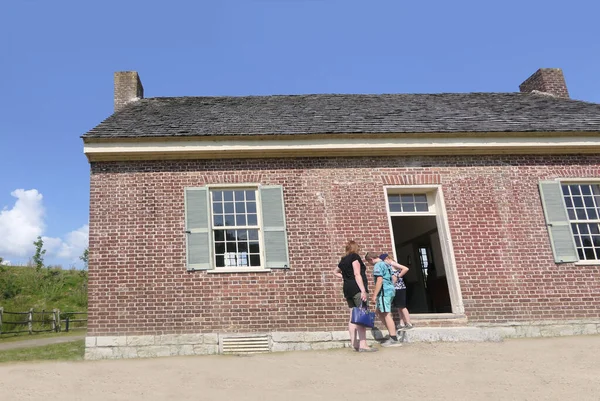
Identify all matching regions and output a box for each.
[0,307,87,335]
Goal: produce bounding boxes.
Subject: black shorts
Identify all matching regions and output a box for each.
[391,289,406,309]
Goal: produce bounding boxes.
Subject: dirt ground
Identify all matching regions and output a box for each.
[1,335,599,401]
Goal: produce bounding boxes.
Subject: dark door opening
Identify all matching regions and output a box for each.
[391,215,452,313]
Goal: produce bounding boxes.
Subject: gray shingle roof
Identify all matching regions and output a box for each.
[84,92,600,138]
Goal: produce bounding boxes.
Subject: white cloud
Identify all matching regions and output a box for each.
[0,189,45,258]
[0,189,88,265]
[0,259,10,266]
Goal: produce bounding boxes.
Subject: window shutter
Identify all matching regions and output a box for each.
[538,181,578,263]
[260,185,290,269]
[185,187,212,270]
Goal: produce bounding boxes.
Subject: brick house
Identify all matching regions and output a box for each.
[83,68,600,359]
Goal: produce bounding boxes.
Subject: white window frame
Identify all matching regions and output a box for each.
[206,184,268,273]
[384,185,464,315]
[558,179,600,266]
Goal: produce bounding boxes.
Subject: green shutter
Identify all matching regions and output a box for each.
[538,181,578,263]
[185,187,212,270]
[260,185,290,269]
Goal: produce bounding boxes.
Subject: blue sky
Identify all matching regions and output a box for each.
[1,0,599,267]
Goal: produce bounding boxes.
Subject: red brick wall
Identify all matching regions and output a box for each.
[87,155,600,335]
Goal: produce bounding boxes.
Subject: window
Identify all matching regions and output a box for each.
[211,189,261,268]
[184,185,290,271]
[561,184,600,261]
[387,193,429,212]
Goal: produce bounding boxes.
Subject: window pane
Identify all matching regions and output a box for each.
[246,191,256,201]
[591,224,600,235]
[213,202,223,214]
[235,191,245,201]
[214,215,224,226]
[579,224,590,234]
[214,230,224,242]
[247,202,257,213]
[565,198,573,207]
[224,202,234,213]
[247,214,258,226]
[249,241,260,253]
[237,230,248,240]
[214,242,225,255]
[570,186,581,195]
[248,230,259,241]
[584,197,595,207]
[223,191,234,201]
[388,194,401,203]
[225,215,235,226]
[584,248,595,260]
[573,197,583,207]
[576,209,587,220]
[414,194,427,203]
[588,209,598,220]
[226,242,237,252]
[213,191,223,201]
[568,209,576,219]
[582,236,592,247]
[401,194,414,203]
[402,203,416,212]
[216,255,225,267]
[389,203,401,212]
[574,236,581,247]
[238,242,248,253]
[235,202,245,213]
[236,215,247,226]
[415,203,428,212]
[577,248,585,259]
[581,185,592,195]
[571,223,579,234]
[593,185,600,195]
[593,236,600,247]
[250,254,261,267]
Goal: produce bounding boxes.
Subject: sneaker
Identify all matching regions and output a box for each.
[357,347,378,352]
[380,338,402,347]
[399,324,414,331]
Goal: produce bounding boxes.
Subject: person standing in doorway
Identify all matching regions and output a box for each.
[364,252,402,347]
[380,253,414,333]
[334,241,377,352]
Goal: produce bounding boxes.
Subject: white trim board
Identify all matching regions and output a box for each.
[83,134,600,161]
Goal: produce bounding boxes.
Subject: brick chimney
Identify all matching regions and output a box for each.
[114,71,144,112]
[519,68,569,98]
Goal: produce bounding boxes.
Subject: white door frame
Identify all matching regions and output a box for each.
[383,185,465,315]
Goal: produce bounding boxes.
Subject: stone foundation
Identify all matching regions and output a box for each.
[85,320,600,360]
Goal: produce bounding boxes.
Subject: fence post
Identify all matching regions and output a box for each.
[28,308,33,334]
[56,309,61,332]
[0,307,3,335]
[52,309,57,332]
[65,316,70,333]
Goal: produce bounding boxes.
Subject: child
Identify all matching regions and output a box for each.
[364,252,401,347]
[380,253,414,333]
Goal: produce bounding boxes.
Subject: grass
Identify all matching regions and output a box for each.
[0,340,85,363]
[0,265,88,336]
[0,330,83,343]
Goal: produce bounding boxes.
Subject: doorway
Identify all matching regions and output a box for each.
[385,188,459,314]
[391,215,452,313]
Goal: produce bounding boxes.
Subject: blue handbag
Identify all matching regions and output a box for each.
[351,302,375,328]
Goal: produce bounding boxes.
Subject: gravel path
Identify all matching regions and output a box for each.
[1,335,599,401]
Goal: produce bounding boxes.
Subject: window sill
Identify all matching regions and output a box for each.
[574,261,600,266]
[207,268,271,274]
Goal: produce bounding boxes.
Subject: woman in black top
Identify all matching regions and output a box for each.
[334,240,376,352]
